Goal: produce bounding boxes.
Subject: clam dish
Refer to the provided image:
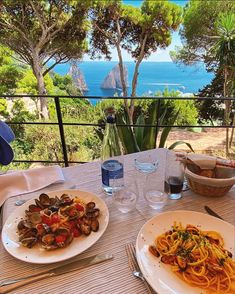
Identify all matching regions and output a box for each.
[17,193,100,250]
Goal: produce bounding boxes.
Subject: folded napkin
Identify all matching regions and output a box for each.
[187,154,216,170]
[0,165,64,206]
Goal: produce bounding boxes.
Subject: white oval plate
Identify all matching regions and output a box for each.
[136,210,235,294]
[2,190,109,264]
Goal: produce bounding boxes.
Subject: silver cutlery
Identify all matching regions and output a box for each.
[0,253,113,293]
[204,205,224,220]
[14,199,26,206]
[125,243,155,294]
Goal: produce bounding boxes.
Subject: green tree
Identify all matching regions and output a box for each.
[0,46,23,94]
[197,69,224,124]
[171,1,235,155]
[10,99,36,139]
[211,13,235,152]
[0,0,90,118]
[90,0,182,122]
[170,0,235,69]
[16,69,56,116]
[0,98,9,118]
[51,73,82,96]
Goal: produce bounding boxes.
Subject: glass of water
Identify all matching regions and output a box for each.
[134,153,159,174]
[111,174,138,213]
[144,171,167,210]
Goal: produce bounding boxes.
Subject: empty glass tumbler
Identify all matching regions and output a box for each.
[134,153,159,174]
[144,172,167,210]
[111,175,138,213]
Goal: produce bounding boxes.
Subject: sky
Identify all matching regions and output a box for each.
[84,0,188,62]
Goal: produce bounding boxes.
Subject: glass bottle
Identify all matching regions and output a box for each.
[101,107,124,195]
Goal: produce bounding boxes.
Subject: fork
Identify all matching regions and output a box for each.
[125,243,155,294]
[14,185,79,206]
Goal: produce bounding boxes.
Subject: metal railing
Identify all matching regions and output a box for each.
[2,94,235,167]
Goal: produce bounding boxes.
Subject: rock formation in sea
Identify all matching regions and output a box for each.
[101,64,128,89]
[68,62,88,94]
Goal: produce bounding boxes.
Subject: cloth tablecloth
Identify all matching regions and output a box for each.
[1,148,235,294]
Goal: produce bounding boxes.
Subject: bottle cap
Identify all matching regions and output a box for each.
[107,115,115,123]
[105,107,116,123]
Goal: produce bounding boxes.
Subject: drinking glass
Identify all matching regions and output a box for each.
[165,151,186,200]
[144,172,167,210]
[134,152,159,202]
[111,174,137,213]
[134,153,159,174]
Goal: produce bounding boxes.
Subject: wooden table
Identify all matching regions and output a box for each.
[1,148,235,293]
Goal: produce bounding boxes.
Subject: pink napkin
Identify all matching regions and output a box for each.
[0,165,64,206]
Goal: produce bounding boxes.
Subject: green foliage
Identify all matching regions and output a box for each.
[0,98,9,118]
[116,101,194,154]
[197,69,224,123]
[9,99,36,139]
[90,0,182,105]
[0,0,90,116]
[0,46,23,94]
[156,89,198,126]
[22,123,99,164]
[48,98,91,122]
[0,0,90,64]
[211,13,235,68]
[137,89,198,127]
[171,0,235,70]
[90,0,182,61]
[116,108,140,154]
[17,69,56,95]
[51,73,82,96]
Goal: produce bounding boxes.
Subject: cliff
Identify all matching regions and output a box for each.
[101,64,128,89]
[68,62,88,93]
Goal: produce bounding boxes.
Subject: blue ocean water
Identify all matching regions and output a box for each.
[53,61,214,104]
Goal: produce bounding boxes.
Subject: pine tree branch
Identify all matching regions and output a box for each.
[43,56,69,76]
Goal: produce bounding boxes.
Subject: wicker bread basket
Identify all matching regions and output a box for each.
[185,163,235,197]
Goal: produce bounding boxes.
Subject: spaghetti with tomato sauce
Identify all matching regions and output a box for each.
[149,223,235,294]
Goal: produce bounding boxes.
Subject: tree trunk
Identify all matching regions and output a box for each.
[32,54,49,119]
[229,113,235,147]
[116,44,127,97]
[129,34,148,124]
[129,58,142,123]
[224,67,230,156]
[116,43,129,118]
[115,19,129,119]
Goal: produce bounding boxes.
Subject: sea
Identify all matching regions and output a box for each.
[53,61,214,105]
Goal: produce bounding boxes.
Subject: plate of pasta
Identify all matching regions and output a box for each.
[2,189,109,264]
[136,210,235,294]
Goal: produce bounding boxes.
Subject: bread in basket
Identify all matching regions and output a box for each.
[185,163,235,197]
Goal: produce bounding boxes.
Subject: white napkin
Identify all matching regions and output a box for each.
[0,165,64,206]
[187,154,217,170]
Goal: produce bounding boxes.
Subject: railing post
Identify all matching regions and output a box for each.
[54,96,69,167]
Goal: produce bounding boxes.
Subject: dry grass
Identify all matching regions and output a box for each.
[164,128,235,159]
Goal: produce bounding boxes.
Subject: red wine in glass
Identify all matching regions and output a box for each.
[165,176,183,194]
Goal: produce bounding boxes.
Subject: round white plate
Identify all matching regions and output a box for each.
[2,189,109,264]
[136,210,235,294]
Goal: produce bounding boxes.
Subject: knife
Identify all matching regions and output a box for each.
[0,253,113,294]
[204,205,224,220]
